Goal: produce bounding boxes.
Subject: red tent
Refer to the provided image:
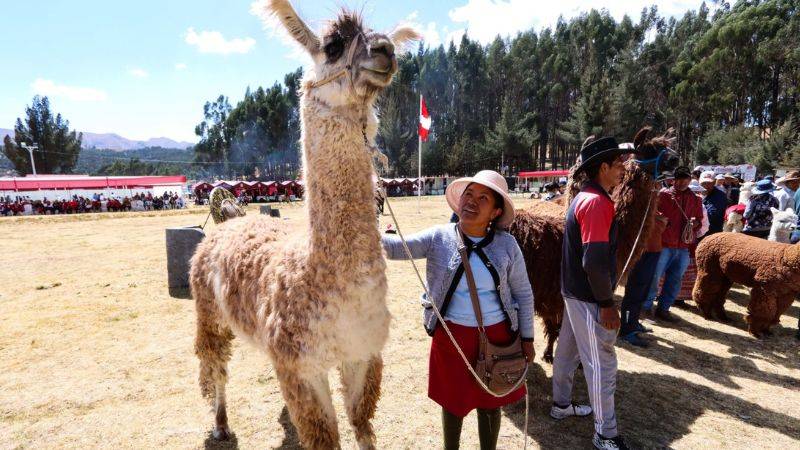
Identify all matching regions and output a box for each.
[193,182,213,195]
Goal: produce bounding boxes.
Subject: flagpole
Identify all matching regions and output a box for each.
[418,94,422,214]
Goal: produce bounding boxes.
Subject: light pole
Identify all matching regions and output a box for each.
[20,143,38,175]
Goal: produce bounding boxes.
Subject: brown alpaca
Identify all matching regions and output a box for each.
[508,128,679,362]
[190,2,419,448]
[693,232,800,337]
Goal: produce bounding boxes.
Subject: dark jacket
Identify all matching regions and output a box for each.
[561,181,617,307]
[703,187,728,235]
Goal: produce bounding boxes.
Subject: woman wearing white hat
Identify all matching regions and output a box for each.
[381,170,534,450]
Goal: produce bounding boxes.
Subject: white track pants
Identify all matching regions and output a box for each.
[552,296,619,438]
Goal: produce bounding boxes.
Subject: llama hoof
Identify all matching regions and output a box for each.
[357,440,377,450]
[212,427,231,441]
[716,313,731,323]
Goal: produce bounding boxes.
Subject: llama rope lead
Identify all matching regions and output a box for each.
[383,195,529,450]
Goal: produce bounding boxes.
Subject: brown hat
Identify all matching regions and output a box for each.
[776,170,800,186]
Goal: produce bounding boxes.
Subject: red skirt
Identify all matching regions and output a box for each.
[429,321,526,417]
[678,258,697,300]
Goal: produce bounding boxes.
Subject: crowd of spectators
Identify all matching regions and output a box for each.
[620,166,800,348]
[0,191,185,216]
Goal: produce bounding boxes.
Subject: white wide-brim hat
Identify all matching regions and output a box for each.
[445,170,515,228]
[699,170,716,184]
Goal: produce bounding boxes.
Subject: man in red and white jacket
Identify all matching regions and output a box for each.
[650,166,704,322]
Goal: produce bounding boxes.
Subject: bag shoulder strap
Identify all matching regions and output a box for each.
[456,229,485,332]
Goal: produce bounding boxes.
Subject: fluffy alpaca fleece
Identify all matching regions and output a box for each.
[529,199,566,218]
[724,211,744,233]
[191,2,419,448]
[693,232,800,337]
[507,210,565,361]
[768,207,797,243]
[508,128,677,362]
[739,182,754,206]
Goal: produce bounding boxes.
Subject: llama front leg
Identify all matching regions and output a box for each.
[772,291,797,327]
[274,365,340,449]
[692,272,731,322]
[195,309,235,440]
[542,316,561,364]
[747,287,778,338]
[340,355,383,450]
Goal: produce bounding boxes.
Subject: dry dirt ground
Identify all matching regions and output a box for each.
[1,196,798,449]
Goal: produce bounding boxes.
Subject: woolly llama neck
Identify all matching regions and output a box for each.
[300,92,382,269]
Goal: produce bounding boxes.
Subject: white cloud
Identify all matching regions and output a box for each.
[447,0,706,44]
[184,27,256,54]
[403,11,442,49]
[129,68,148,78]
[175,63,187,70]
[31,78,108,102]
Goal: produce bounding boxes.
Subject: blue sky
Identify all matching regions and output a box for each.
[0,0,706,143]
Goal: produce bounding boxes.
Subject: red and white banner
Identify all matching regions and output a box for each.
[419,96,431,142]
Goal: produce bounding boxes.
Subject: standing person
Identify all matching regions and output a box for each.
[743,179,779,239]
[700,171,727,235]
[543,182,563,202]
[649,167,704,322]
[726,174,741,206]
[552,137,635,450]
[619,212,667,347]
[382,170,534,450]
[774,170,800,211]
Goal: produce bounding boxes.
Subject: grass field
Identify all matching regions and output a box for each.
[1,196,798,449]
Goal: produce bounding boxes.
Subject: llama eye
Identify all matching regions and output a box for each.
[324,40,344,60]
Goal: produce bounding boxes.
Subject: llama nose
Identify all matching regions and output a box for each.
[370,38,395,58]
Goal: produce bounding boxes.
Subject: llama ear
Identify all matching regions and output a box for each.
[581,135,596,149]
[788,207,795,215]
[389,26,422,49]
[264,0,321,55]
[633,127,651,148]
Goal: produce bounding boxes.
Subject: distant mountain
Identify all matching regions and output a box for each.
[0,127,194,151]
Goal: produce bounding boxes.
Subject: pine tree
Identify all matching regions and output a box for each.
[2,96,82,175]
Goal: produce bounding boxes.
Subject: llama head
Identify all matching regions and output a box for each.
[264,0,420,106]
[770,207,798,234]
[631,127,680,180]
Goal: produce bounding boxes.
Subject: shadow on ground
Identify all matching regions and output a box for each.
[504,365,800,448]
[660,298,800,372]
[203,432,239,450]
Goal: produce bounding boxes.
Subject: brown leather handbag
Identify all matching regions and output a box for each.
[457,239,527,395]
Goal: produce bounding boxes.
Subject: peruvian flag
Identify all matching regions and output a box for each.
[419,96,431,142]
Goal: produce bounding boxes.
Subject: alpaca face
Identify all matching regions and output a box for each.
[770,207,798,238]
[266,0,419,105]
[725,212,743,232]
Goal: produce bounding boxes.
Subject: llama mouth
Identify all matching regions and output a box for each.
[363,67,392,74]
